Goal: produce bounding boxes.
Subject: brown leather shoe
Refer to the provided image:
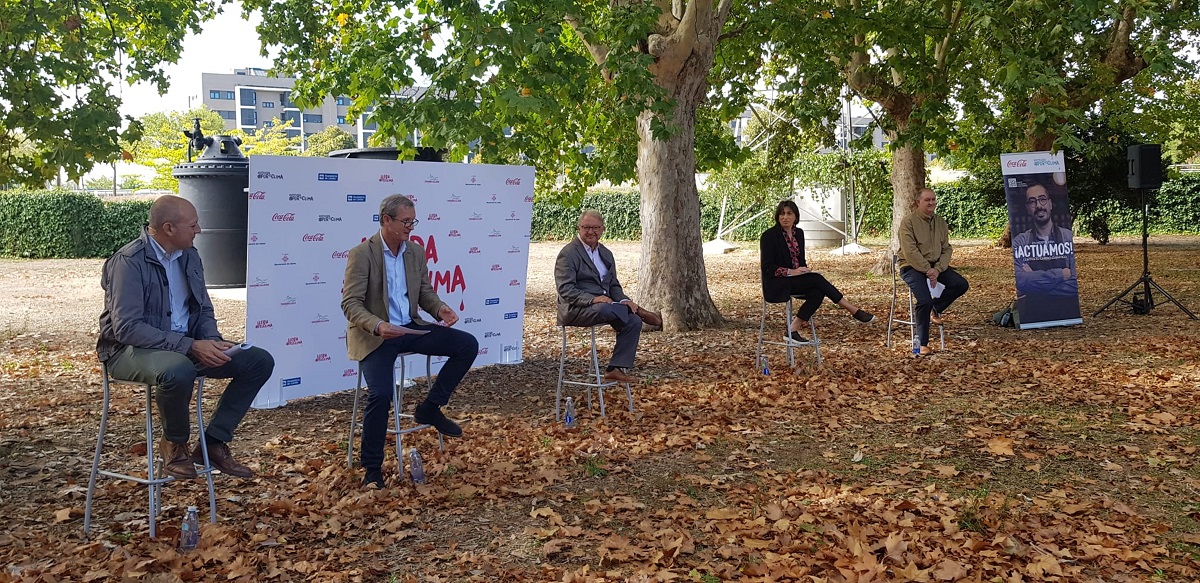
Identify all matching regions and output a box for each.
[930,311,944,325]
[603,367,639,383]
[192,442,254,478]
[635,307,662,327]
[918,345,934,356]
[159,439,198,480]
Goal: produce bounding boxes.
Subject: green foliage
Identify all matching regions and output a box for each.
[931,181,1010,240]
[1153,174,1200,234]
[124,107,228,190]
[0,0,221,187]
[303,126,358,158]
[125,108,300,190]
[0,190,150,258]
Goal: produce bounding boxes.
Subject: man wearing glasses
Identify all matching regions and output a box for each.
[1011,179,1078,322]
[341,194,479,489]
[554,209,662,383]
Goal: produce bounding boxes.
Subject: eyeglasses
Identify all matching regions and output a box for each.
[389,216,419,228]
[1025,195,1050,206]
[579,225,603,231]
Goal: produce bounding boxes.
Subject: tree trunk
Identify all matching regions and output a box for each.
[869,137,926,275]
[635,54,722,332]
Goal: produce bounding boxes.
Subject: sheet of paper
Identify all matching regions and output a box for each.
[394,326,430,335]
[929,280,946,299]
[223,342,252,356]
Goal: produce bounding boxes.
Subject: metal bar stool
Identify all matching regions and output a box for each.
[85,363,217,538]
[886,254,945,350]
[346,353,444,472]
[755,298,822,371]
[555,325,634,422]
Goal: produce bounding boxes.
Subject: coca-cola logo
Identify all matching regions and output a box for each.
[315,353,331,362]
[1006,159,1028,168]
[272,213,296,222]
[524,195,534,203]
[332,250,349,259]
[468,247,481,254]
[302,233,325,242]
[379,174,393,182]
[249,191,266,200]
[490,264,502,271]
[448,230,461,237]
[505,178,521,186]
[285,337,302,346]
[255,320,272,328]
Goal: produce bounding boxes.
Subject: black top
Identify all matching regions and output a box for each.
[759,225,806,303]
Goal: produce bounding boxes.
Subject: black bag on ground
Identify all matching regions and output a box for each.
[993,302,1018,327]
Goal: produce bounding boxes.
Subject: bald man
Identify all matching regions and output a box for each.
[98,195,274,480]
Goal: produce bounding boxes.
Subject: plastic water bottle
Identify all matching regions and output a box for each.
[912,331,920,355]
[408,448,426,484]
[564,397,577,428]
[179,506,199,552]
[759,355,770,375]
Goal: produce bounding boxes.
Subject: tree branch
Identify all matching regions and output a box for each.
[563,15,612,77]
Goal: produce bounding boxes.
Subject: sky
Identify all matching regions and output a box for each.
[118,3,272,119]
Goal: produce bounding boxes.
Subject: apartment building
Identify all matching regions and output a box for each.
[200,68,377,149]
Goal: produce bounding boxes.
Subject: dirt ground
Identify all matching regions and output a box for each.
[2,236,1200,581]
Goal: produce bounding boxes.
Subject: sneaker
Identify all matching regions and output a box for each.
[853,309,875,323]
[788,331,809,344]
[413,401,463,438]
[362,469,386,489]
[159,439,198,480]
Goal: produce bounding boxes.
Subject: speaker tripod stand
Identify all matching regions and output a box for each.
[1093,188,1197,319]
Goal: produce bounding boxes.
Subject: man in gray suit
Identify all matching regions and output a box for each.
[554,210,661,383]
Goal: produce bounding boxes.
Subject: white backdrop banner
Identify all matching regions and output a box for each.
[245,156,535,408]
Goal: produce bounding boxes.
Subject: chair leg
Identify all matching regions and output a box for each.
[784,299,795,368]
[84,372,112,537]
[590,327,606,417]
[144,385,159,539]
[394,357,406,478]
[755,300,767,373]
[556,327,567,422]
[347,367,363,468]
[809,318,821,367]
[194,378,217,524]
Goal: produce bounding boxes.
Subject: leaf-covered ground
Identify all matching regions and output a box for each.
[2,237,1199,582]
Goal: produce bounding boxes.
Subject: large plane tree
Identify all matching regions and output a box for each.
[246,0,780,331]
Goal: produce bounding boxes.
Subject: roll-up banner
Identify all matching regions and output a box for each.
[1000,151,1082,329]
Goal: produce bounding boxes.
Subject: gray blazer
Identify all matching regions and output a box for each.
[554,237,628,325]
[97,228,223,363]
[341,233,448,361]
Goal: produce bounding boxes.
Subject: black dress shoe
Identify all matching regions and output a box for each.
[362,469,386,489]
[413,401,463,438]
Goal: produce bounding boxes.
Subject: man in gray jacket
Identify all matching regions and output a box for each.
[554,210,661,383]
[97,195,274,479]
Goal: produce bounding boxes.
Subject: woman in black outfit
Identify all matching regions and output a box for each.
[760,199,875,342]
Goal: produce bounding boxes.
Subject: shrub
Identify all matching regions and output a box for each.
[0,190,151,258]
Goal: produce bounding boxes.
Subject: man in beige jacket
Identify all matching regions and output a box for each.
[897,188,970,355]
[342,194,478,488]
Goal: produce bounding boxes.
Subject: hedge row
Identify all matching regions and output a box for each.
[5,176,1200,258]
[0,190,152,258]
